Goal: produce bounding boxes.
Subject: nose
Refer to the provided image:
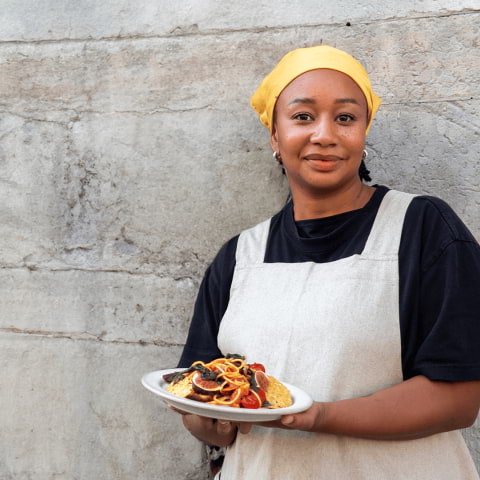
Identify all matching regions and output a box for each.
[309,117,337,146]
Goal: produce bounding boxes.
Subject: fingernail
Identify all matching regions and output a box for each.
[218,421,231,432]
[281,416,293,425]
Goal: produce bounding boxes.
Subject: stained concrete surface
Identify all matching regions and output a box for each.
[0,2,479,478]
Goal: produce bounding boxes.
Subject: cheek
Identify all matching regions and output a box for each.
[277,127,307,150]
[340,129,365,150]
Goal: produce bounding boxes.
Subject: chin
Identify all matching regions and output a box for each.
[290,172,362,195]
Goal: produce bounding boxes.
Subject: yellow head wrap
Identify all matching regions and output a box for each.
[250,45,381,135]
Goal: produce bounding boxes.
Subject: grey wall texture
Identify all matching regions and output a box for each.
[0,1,479,479]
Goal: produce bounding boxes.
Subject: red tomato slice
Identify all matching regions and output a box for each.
[248,363,266,372]
[240,393,261,409]
[257,389,266,403]
[240,389,266,409]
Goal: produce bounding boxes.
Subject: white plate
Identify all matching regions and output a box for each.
[142,368,313,422]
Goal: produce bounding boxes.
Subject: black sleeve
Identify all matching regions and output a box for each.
[414,240,480,380]
[400,196,480,381]
[177,236,238,368]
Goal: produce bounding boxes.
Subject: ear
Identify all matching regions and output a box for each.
[269,124,279,154]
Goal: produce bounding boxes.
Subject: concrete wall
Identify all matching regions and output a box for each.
[0,2,478,478]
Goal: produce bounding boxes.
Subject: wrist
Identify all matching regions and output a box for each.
[311,402,329,432]
[316,401,334,433]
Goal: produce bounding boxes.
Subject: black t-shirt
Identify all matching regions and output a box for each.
[179,186,480,382]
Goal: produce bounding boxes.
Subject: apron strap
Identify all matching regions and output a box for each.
[235,218,271,266]
[362,190,417,257]
[236,190,417,264]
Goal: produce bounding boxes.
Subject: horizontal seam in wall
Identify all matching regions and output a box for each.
[0,10,478,46]
[0,97,477,121]
[0,326,184,347]
[0,106,215,120]
[0,264,195,282]
[382,96,477,106]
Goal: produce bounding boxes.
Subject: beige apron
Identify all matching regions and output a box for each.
[217,190,478,479]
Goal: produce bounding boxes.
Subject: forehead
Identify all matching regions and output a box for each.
[276,69,367,108]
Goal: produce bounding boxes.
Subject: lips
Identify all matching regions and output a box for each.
[303,153,342,171]
[304,154,342,161]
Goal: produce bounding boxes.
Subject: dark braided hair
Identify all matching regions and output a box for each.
[359,159,371,182]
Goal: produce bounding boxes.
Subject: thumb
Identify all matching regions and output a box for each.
[280,403,323,431]
[280,415,295,428]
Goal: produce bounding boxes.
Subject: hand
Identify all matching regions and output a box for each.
[250,402,326,432]
[200,403,326,434]
[278,402,326,431]
[168,405,251,447]
[182,414,237,447]
[169,402,326,440]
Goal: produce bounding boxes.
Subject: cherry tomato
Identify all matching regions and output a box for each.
[240,389,266,409]
[248,363,266,372]
[240,393,261,409]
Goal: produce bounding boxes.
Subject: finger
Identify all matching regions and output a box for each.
[168,405,189,415]
[216,419,233,434]
[182,413,215,434]
[236,422,252,434]
[257,419,286,429]
[280,415,295,427]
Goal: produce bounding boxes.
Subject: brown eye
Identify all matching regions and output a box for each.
[337,114,355,122]
[293,113,313,121]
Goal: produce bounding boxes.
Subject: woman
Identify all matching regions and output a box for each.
[176,46,480,479]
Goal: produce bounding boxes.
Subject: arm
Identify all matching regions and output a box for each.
[279,376,480,440]
[177,375,480,443]
[178,237,237,368]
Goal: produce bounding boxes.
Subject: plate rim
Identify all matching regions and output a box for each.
[141,368,313,421]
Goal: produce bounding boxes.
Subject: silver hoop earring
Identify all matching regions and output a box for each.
[273,151,286,176]
[362,149,368,161]
[273,152,283,166]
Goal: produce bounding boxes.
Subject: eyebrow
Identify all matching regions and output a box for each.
[288,97,361,106]
[335,98,360,105]
[288,97,315,105]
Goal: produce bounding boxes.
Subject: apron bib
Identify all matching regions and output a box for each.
[217,190,478,480]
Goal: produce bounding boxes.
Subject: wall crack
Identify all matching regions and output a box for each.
[382,96,476,106]
[0,263,199,282]
[0,326,184,347]
[0,9,477,45]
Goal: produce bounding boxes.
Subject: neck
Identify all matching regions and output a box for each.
[291,181,375,220]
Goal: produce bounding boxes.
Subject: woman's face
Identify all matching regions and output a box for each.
[270,69,368,196]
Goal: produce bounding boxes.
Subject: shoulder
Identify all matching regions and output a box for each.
[407,195,477,242]
[207,234,239,284]
[216,235,239,261]
[401,193,478,271]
